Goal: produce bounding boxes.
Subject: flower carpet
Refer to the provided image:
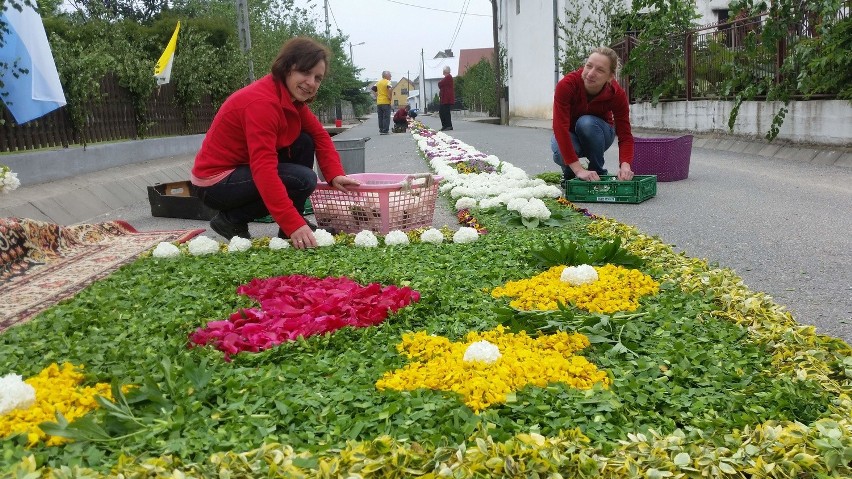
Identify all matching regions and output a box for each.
[1,122,851,477]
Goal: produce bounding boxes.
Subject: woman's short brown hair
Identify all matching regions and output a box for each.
[271,37,332,102]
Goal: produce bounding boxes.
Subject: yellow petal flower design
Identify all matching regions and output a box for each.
[0,363,116,447]
[376,326,609,412]
[491,264,659,313]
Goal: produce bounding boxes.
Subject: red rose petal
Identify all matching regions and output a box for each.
[189,276,420,359]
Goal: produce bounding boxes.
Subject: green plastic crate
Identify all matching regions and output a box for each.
[565,175,657,204]
[253,199,313,223]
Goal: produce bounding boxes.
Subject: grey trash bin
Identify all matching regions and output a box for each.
[318,137,368,180]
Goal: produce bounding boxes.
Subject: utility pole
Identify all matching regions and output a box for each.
[349,41,365,66]
[235,0,255,81]
[420,48,425,113]
[324,0,330,38]
[491,0,503,124]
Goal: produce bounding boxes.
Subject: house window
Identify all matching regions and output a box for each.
[401,88,408,95]
[509,58,513,78]
[516,0,520,14]
[714,9,730,24]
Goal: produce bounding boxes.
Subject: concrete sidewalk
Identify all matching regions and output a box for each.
[1,113,850,345]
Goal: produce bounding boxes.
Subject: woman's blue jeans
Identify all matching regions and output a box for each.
[551,115,615,179]
[198,132,317,225]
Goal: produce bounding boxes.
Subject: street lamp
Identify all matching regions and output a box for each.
[349,41,365,65]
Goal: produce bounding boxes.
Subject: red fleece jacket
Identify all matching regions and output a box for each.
[192,75,345,236]
[552,68,634,166]
[438,73,455,105]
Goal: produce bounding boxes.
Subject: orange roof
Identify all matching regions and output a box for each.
[458,48,495,76]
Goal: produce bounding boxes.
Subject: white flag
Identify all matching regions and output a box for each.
[0,0,67,124]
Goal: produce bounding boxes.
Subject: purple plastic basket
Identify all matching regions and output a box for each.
[631,135,694,182]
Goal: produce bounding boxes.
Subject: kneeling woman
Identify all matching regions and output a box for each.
[192,36,359,249]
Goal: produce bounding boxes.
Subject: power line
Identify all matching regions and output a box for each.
[448,0,471,50]
[381,0,490,17]
[327,0,341,33]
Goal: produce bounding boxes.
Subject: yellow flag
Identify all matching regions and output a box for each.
[154,21,181,85]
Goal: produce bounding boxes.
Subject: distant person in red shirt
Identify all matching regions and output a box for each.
[438,66,454,131]
[191,37,360,248]
[392,104,412,132]
[551,46,634,182]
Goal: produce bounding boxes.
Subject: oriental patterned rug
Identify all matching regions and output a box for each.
[0,218,203,332]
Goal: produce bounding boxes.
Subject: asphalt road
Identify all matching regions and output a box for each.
[90,113,852,345]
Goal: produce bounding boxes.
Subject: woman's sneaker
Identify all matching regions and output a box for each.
[209,213,251,240]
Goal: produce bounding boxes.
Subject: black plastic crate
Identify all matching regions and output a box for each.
[147,181,217,220]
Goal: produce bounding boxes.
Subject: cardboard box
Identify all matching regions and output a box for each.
[147,181,218,220]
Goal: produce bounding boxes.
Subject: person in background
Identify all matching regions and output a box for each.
[551,46,634,182]
[438,66,454,131]
[392,104,412,133]
[191,36,360,249]
[375,70,393,135]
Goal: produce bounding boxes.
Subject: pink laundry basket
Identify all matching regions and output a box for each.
[309,173,443,234]
[631,135,694,182]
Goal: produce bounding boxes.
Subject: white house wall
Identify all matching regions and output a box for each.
[500,0,566,121]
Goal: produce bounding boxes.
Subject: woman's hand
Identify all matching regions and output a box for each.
[331,175,361,192]
[575,169,600,181]
[289,225,316,249]
[617,163,634,181]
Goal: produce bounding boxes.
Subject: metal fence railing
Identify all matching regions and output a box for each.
[611,4,849,103]
[0,76,352,153]
[0,74,216,152]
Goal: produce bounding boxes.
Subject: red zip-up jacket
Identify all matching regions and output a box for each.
[552,68,634,166]
[192,75,345,236]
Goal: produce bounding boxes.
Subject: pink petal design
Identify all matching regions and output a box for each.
[189,275,420,360]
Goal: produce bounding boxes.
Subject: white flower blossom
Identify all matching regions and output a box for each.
[0,373,36,415]
[560,264,599,286]
[455,197,478,210]
[268,237,290,250]
[384,230,409,246]
[420,228,444,244]
[354,230,379,247]
[519,197,551,220]
[463,340,501,364]
[187,236,221,256]
[478,197,503,209]
[227,237,252,252]
[453,227,479,244]
[0,165,21,194]
[313,229,336,247]
[152,242,181,258]
[506,198,529,212]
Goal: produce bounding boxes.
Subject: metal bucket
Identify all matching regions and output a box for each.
[318,137,367,180]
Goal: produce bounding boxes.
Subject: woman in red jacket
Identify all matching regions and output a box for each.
[551,47,635,182]
[191,37,359,249]
[438,66,454,131]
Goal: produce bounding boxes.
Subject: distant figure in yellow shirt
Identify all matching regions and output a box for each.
[375,71,393,135]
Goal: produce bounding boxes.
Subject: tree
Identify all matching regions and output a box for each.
[556,0,626,73]
[459,58,498,115]
[623,0,699,103]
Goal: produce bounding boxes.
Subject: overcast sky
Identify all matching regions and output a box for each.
[294,0,494,82]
